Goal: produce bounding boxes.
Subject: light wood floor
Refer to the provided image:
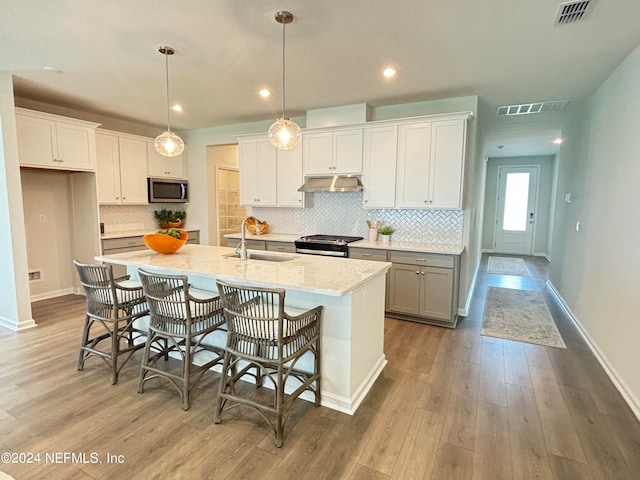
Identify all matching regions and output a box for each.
[2,255,640,479]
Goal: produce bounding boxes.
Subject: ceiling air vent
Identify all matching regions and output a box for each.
[555,1,593,25]
[497,100,569,116]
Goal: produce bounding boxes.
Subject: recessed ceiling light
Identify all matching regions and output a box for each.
[259,89,271,98]
[171,104,183,112]
[553,138,564,144]
[383,67,397,78]
[43,66,63,74]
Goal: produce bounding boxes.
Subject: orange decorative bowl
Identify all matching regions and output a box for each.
[143,229,188,254]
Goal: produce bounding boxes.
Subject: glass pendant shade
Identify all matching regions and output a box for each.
[154,130,185,157]
[268,117,301,150]
[155,46,185,157]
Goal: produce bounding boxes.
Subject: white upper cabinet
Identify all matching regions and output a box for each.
[96,131,149,205]
[276,142,306,207]
[396,117,467,210]
[396,122,433,208]
[148,143,186,179]
[429,119,467,209]
[16,108,99,171]
[303,128,363,175]
[238,138,277,207]
[96,133,121,204]
[363,125,398,208]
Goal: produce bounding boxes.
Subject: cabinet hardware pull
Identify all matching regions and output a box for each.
[362,254,372,257]
[416,271,420,274]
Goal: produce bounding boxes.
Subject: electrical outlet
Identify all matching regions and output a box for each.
[39,214,46,223]
[565,193,572,203]
[28,270,43,281]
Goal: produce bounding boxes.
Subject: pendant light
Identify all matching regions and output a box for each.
[268,11,301,150]
[154,46,185,157]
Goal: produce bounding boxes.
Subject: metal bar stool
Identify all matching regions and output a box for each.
[214,279,323,447]
[137,269,226,410]
[74,260,148,384]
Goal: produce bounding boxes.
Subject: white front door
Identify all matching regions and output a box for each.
[494,165,539,255]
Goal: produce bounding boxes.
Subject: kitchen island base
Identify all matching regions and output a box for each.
[98,245,390,415]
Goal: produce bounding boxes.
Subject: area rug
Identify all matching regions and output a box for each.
[482,287,566,349]
[487,256,530,277]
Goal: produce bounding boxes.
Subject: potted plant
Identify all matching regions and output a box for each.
[154,208,186,229]
[378,225,395,244]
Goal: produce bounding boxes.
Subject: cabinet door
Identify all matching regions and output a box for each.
[276,142,305,207]
[238,139,276,206]
[148,144,186,178]
[55,123,95,170]
[255,139,277,206]
[239,140,259,205]
[419,266,454,321]
[387,263,421,315]
[363,126,397,208]
[303,132,333,174]
[16,114,57,168]
[96,134,121,204]
[396,122,432,208]
[333,129,363,174]
[429,119,466,209]
[118,138,149,204]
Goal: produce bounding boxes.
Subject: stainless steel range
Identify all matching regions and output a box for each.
[295,234,363,257]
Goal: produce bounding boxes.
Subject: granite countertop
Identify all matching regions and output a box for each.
[224,232,463,255]
[96,244,390,297]
[350,239,464,255]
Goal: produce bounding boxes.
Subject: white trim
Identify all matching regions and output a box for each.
[0,316,37,331]
[546,280,640,421]
[460,258,480,317]
[29,287,76,303]
[320,354,387,415]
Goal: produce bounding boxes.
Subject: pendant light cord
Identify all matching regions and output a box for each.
[165,52,171,131]
[281,18,286,119]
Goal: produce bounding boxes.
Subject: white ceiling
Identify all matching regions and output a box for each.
[3,0,640,157]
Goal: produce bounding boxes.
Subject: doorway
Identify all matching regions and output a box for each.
[493,165,539,255]
[216,167,245,246]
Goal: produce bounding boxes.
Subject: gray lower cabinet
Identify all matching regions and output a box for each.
[386,251,459,327]
[265,241,296,253]
[225,238,266,250]
[349,247,390,309]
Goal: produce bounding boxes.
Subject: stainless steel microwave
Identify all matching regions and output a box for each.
[147,178,188,203]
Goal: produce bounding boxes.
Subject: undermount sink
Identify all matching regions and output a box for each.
[223,252,296,263]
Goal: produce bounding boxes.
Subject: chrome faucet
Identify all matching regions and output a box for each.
[237,216,260,260]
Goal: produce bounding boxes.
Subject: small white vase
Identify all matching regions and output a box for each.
[380,234,390,244]
[368,228,378,242]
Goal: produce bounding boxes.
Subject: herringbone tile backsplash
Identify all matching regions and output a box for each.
[250,193,463,245]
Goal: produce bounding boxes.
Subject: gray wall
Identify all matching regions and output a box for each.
[482,155,556,256]
[550,43,640,416]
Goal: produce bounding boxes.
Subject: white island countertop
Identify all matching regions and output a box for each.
[96,243,390,297]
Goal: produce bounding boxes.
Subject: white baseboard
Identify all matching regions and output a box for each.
[30,287,76,302]
[459,259,480,317]
[546,280,640,421]
[0,316,37,331]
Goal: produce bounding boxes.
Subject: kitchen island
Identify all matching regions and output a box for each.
[96,243,391,414]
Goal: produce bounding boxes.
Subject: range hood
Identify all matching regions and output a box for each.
[298,175,364,193]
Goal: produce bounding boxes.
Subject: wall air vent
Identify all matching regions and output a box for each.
[497,100,569,116]
[555,1,593,25]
